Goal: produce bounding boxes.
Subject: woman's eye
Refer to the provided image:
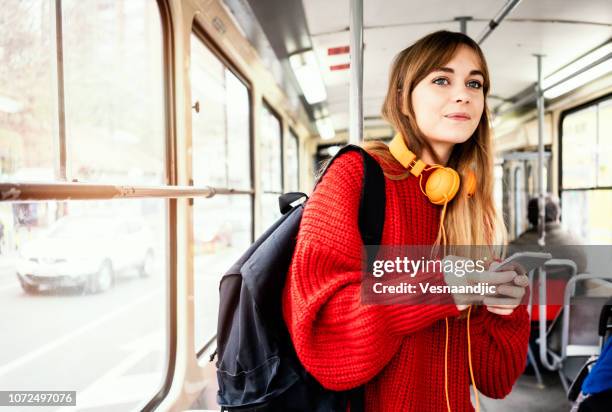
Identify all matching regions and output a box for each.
[467,80,482,89]
[433,77,449,86]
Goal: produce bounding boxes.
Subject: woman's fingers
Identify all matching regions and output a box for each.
[483,296,521,306]
[489,260,527,276]
[513,274,529,287]
[505,261,527,277]
[486,306,515,316]
[472,260,527,317]
[470,270,516,285]
[495,284,526,299]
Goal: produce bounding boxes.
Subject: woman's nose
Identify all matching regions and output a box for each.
[454,87,471,103]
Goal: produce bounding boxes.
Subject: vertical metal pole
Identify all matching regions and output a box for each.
[55,0,67,181]
[455,17,472,35]
[534,53,556,371]
[349,0,363,145]
[535,54,546,247]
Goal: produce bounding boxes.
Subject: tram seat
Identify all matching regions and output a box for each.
[530,260,579,322]
[535,272,612,392]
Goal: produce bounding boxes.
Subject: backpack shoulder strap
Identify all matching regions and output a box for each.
[317,144,385,250]
[358,147,386,249]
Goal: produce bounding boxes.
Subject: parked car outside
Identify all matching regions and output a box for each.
[16,215,155,294]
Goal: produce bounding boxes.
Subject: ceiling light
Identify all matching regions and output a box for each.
[541,42,612,98]
[289,50,327,104]
[544,58,612,99]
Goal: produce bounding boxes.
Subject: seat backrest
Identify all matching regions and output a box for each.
[566,297,609,352]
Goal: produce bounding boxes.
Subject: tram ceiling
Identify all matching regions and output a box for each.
[275,0,612,136]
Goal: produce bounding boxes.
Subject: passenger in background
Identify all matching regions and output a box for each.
[510,195,587,274]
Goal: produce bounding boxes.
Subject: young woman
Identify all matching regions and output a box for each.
[282,31,530,411]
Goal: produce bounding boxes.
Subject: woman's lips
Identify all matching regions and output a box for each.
[444,113,471,121]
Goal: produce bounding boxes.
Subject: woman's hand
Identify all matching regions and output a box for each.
[483,261,529,316]
[443,256,523,312]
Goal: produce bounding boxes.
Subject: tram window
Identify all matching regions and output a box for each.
[561,96,612,243]
[0,1,57,181]
[227,74,251,189]
[62,0,165,184]
[286,128,299,192]
[561,106,598,189]
[0,199,169,410]
[191,34,251,190]
[260,103,283,230]
[597,98,612,186]
[562,190,612,244]
[190,33,253,352]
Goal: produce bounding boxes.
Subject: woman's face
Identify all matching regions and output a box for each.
[410,45,485,153]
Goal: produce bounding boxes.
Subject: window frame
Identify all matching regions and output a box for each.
[190,24,255,357]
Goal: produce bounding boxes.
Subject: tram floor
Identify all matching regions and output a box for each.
[478,370,571,412]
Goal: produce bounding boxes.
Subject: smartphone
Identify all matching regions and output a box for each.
[495,251,553,273]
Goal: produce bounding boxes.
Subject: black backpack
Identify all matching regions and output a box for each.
[214,145,386,411]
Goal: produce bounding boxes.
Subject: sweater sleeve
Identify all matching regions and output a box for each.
[468,304,530,398]
[282,151,459,391]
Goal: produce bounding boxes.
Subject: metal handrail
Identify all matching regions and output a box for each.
[476,0,522,44]
[537,259,577,371]
[0,182,253,202]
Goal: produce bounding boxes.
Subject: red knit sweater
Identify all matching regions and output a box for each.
[282,151,530,412]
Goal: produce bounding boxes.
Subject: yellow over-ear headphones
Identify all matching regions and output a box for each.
[388,133,476,204]
[389,133,481,412]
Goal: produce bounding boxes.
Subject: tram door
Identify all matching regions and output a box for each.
[501,151,552,241]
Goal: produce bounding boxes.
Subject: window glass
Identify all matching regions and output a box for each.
[191,35,226,187]
[62,0,165,184]
[286,129,299,192]
[561,106,597,189]
[260,105,282,230]
[560,97,612,243]
[597,99,612,186]
[190,35,250,190]
[190,33,253,352]
[562,190,612,244]
[260,105,282,193]
[0,1,58,181]
[226,72,251,189]
[0,199,168,410]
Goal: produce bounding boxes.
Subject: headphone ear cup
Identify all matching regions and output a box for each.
[425,168,460,205]
[464,170,477,198]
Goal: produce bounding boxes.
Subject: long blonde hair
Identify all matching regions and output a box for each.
[364,30,506,250]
